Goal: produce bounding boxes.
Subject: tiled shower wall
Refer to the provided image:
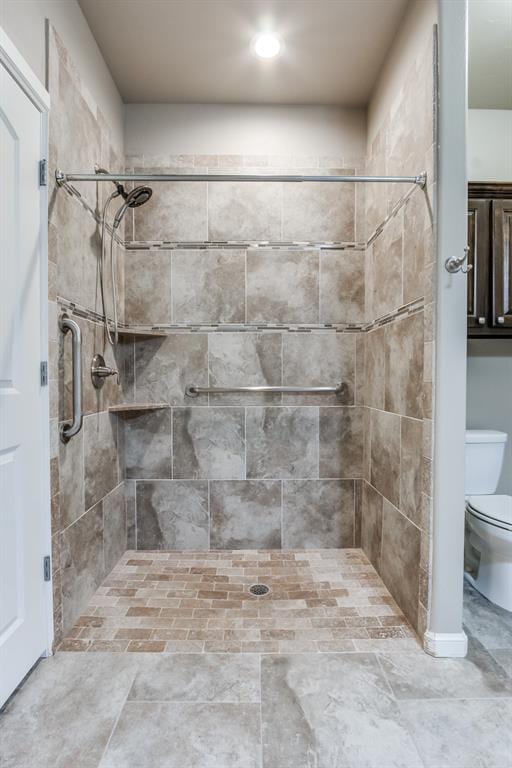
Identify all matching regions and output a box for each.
[48,29,128,643]
[121,154,368,552]
[360,33,436,635]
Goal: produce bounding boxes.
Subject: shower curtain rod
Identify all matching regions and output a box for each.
[56,170,427,187]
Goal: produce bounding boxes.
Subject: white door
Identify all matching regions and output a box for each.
[0,47,51,705]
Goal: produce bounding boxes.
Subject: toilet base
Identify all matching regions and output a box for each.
[465,550,512,612]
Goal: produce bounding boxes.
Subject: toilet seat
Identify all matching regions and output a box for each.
[466,495,512,531]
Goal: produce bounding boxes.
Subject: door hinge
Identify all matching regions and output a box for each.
[39,158,48,187]
[40,361,48,387]
[43,556,51,582]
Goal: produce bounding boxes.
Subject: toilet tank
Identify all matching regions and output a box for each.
[465,430,508,494]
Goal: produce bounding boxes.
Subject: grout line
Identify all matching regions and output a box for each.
[244,250,248,324]
[207,479,211,550]
[259,654,264,768]
[97,667,137,766]
[134,481,138,551]
[280,480,284,549]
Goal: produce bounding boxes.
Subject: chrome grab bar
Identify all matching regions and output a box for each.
[59,314,83,442]
[185,383,344,398]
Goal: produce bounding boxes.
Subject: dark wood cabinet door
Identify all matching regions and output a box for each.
[492,200,512,329]
[467,200,490,329]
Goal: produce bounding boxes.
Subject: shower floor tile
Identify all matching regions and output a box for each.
[59,549,420,654]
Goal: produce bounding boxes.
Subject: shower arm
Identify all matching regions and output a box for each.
[56,170,427,187]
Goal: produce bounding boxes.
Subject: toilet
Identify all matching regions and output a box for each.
[465,429,512,611]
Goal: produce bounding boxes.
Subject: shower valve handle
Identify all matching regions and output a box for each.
[91,354,119,388]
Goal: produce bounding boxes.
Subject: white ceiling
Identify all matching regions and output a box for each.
[78,0,408,105]
[469,0,512,109]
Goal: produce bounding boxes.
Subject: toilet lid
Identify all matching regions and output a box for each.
[466,495,512,527]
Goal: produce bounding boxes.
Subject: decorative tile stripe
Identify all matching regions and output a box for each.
[126,240,368,251]
[57,296,424,335]
[59,548,416,654]
[366,183,421,247]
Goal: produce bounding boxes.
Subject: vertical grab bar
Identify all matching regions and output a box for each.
[59,314,83,443]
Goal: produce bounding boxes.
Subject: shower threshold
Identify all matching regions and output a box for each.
[59,549,418,654]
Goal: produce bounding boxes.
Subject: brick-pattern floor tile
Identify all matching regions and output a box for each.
[58,549,419,654]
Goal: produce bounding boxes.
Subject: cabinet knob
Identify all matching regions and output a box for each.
[497,316,505,325]
[478,317,486,325]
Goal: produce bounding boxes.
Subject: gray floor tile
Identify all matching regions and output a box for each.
[99,702,261,768]
[378,647,512,699]
[463,581,512,651]
[261,653,423,768]
[0,653,139,768]
[128,653,260,702]
[489,649,512,678]
[400,698,512,768]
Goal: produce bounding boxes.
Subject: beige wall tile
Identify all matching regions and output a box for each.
[320,250,365,324]
[282,179,355,241]
[370,409,401,507]
[385,312,424,418]
[246,249,319,324]
[400,417,423,526]
[208,181,281,240]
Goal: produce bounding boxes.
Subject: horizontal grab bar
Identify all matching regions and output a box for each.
[185,383,344,397]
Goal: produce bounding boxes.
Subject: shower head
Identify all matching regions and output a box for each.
[125,186,153,208]
[112,185,153,229]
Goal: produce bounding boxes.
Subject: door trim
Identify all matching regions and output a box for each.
[0,25,53,654]
[427,0,468,656]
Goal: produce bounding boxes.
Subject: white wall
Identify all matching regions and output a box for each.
[466,111,512,495]
[124,104,366,159]
[0,0,123,146]
[467,339,512,494]
[468,109,512,181]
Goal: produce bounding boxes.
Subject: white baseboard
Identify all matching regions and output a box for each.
[423,630,468,657]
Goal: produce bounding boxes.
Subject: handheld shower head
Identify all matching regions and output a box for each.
[112,185,153,229]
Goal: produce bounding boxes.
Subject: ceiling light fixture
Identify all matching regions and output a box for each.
[252,33,281,59]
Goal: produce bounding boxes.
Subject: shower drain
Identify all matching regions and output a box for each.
[249,583,270,596]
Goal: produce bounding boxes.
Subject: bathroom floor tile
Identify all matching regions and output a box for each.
[5,648,512,768]
[489,649,512,677]
[0,653,140,768]
[400,697,512,768]
[58,549,417,654]
[128,653,260,702]
[261,653,424,768]
[463,580,512,651]
[99,702,261,768]
[378,647,512,699]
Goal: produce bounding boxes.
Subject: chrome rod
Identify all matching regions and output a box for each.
[59,314,83,442]
[185,383,344,397]
[56,170,427,187]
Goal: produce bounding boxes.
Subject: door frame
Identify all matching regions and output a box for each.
[425,0,469,657]
[0,26,53,655]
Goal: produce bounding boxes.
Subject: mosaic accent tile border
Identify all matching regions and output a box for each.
[126,240,368,251]
[57,296,424,335]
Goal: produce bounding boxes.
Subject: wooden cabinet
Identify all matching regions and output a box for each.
[468,184,512,337]
[492,200,512,331]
